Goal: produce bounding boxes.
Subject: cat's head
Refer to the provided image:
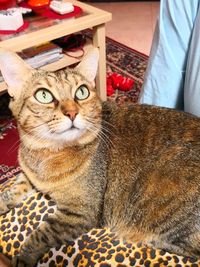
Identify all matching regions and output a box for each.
[0,48,102,150]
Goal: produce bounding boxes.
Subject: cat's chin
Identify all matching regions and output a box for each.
[50,127,84,142]
[46,127,99,149]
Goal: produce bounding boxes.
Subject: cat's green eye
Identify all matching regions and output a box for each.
[75,86,90,100]
[34,89,54,104]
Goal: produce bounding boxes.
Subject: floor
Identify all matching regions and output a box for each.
[91,1,160,55]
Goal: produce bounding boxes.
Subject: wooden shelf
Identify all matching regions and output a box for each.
[0,40,93,93]
[41,40,93,71]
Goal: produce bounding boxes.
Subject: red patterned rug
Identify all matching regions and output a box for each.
[0,119,20,183]
[0,36,148,184]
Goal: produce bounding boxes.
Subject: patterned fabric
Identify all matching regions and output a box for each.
[0,165,20,185]
[0,175,200,267]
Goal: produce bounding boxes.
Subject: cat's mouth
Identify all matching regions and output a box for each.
[70,125,77,129]
[39,116,87,142]
[53,125,81,134]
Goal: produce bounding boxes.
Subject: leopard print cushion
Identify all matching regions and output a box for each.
[0,175,200,267]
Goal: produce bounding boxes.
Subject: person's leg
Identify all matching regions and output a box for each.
[184,6,200,116]
[139,0,199,110]
[0,254,11,267]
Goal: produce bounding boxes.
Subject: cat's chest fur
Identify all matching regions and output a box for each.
[18,143,96,193]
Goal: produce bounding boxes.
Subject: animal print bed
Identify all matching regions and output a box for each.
[0,175,200,267]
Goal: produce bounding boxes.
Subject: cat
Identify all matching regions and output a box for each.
[1,47,200,267]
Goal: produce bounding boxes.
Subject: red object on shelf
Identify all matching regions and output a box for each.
[28,0,49,7]
[0,0,16,10]
[19,2,83,20]
[0,21,29,34]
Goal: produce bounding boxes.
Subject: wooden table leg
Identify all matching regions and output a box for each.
[92,23,107,101]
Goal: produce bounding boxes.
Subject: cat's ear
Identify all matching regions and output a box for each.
[0,48,33,98]
[75,47,99,82]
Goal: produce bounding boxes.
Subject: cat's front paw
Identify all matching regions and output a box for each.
[11,254,36,267]
[12,245,39,267]
[0,201,9,215]
[12,256,26,267]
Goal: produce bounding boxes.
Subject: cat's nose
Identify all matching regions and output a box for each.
[61,100,79,121]
[64,110,78,121]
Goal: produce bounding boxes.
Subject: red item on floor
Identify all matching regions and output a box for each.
[107,72,135,96]
[107,84,114,96]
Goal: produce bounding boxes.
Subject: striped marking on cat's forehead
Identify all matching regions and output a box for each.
[57,70,83,85]
[54,70,87,99]
[33,73,58,88]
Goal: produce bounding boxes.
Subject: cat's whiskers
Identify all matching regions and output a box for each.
[87,125,110,150]
[19,130,54,167]
[7,122,47,155]
[100,124,115,139]
[85,117,115,146]
[18,131,48,155]
[86,120,113,149]
[101,119,116,130]
[23,123,49,140]
[101,119,117,137]
[98,128,114,148]
[47,118,62,128]
[30,121,66,139]
[34,127,55,141]
[87,116,115,136]
[7,138,21,155]
[19,124,56,153]
[46,117,74,134]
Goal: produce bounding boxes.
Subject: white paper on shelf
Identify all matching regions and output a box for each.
[26,53,64,68]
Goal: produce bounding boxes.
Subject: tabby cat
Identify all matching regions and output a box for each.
[1,48,200,266]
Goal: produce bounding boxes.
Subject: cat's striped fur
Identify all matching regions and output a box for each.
[1,48,200,266]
